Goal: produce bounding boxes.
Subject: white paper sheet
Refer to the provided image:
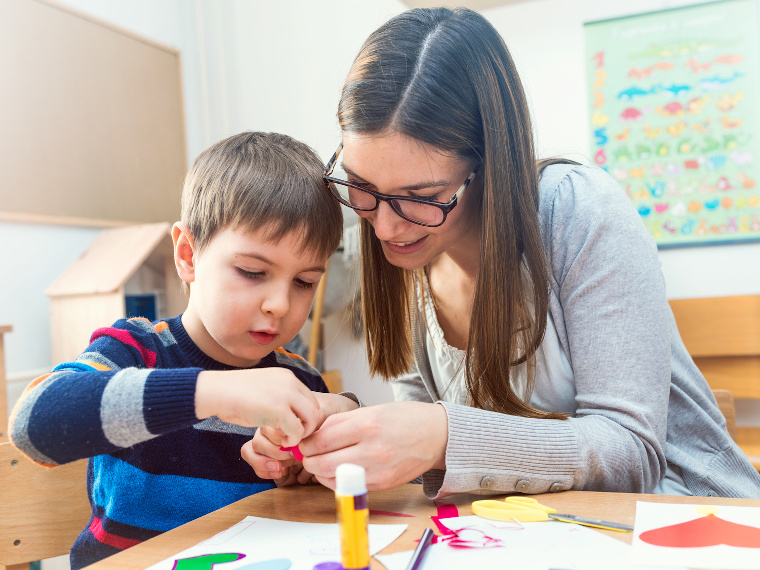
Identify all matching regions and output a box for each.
[630,501,760,570]
[146,516,407,570]
[376,515,686,570]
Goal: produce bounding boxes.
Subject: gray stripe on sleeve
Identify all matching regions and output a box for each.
[10,371,70,465]
[100,368,155,447]
[194,417,257,436]
[78,352,121,371]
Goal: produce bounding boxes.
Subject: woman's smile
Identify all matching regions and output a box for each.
[384,235,428,254]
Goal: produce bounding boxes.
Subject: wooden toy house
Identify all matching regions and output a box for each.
[46,223,186,364]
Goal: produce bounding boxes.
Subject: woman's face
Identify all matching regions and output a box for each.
[341,131,480,271]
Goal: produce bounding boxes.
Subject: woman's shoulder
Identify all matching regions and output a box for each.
[538,162,643,229]
[539,163,629,210]
[536,162,657,262]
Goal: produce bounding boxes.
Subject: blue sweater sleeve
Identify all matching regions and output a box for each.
[9,319,200,466]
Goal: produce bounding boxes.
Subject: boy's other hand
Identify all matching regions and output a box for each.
[195,368,319,447]
[241,427,316,485]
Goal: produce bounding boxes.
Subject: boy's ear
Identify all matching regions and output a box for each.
[172,222,196,284]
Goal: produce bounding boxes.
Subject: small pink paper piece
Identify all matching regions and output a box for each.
[279,445,303,461]
[434,501,459,519]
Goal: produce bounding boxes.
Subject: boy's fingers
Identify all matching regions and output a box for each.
[273,466,292,486]
[289,392,321,439]
[297,466,314,485]
[258,426,285,446]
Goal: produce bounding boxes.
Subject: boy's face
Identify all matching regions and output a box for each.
[175,224,327,368]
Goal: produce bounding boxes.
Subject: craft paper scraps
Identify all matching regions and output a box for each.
[376,515,678,570]
[147,516,406,570]
[631,501,760,569]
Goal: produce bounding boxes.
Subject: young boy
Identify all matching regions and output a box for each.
[8,132,359,569]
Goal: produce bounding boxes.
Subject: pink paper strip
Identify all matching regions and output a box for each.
[279,445,303,461]
[369,509,415,517]
[435,502,459,519]
[430,516,455,536]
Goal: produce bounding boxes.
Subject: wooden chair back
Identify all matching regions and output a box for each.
[308,260,344,394]
[0,443,90,570]
[0,325,13,442]
[669,294,760,470]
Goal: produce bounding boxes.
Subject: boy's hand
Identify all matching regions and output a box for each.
[241,428,315,485]
[195,368,319,447]
[240,393,359,482]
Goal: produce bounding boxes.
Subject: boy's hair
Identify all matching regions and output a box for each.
[181,131,342,259]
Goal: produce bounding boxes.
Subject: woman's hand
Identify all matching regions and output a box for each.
[299,401,449,490]
[240,393,360,484]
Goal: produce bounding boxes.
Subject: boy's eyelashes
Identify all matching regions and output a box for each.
[236,268,264,280]
[294,279,316,290]
[235,267,317,290]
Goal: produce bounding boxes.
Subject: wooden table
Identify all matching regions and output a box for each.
[88,485,760,569]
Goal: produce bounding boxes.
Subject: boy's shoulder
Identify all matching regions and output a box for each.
[90,316,179,345]
[83,316,183,367]
[267,346,328,393]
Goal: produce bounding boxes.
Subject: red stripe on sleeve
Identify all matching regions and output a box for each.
[90,327,157,368]
[88,516,142,550]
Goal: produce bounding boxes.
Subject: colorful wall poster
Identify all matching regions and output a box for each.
[584,0,760,247]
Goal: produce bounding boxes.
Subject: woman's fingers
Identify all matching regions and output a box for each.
[299,409,362,457]
[302,402,449,491]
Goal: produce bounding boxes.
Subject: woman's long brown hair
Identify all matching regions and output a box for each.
[341,8,568,420]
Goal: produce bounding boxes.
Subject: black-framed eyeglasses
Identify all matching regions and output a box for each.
[322,142,478,228]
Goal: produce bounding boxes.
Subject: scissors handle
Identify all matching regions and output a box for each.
[472,500,550,522]
[505,497,557,514]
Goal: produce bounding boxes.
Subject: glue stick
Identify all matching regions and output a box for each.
[335,463,369,570]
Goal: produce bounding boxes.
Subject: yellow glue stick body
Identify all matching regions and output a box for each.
[335,463,369,570]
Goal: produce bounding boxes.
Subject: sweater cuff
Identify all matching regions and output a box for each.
[435,400,579,497]
[339,391,364,408]
[143,368,202,434]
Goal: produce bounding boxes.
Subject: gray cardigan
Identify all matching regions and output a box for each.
[392,164,760,500]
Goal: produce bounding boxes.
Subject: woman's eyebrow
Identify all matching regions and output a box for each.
[342,163,451,191]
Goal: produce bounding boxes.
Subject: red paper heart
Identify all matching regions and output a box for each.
[640,514,760,548]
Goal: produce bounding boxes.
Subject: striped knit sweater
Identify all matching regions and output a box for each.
[9,316,328,569]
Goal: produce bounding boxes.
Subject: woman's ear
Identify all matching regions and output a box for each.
[172,222,196,284]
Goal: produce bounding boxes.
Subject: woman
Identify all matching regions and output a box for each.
[245,7,760,498]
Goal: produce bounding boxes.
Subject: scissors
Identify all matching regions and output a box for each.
[472,496,633,532]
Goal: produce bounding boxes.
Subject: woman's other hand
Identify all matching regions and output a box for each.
[300,401,448,490]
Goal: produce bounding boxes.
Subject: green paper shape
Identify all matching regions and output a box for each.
[171,553,245,570]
